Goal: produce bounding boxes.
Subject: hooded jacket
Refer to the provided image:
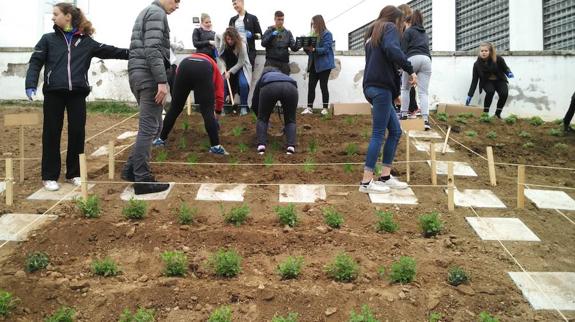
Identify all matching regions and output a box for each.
[401,25,431,59]
[251,68,297,115]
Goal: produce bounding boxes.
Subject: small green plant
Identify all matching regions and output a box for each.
[323,207,344,229]
[161,251,188,277]
[321,113,332,121]
[465,130,477,137]
[186,153,198,165]
[271,312,299,322]
[231,126,244,137]
[181,119,190,132]
[429,312,443,322]
[277,256,304,280]
[518,131,531,139]
[447,266,469,286]
[549,128,563,137]
[377,266,385,278]
[325,253,359,283]
[389,256,416,284]
[238,143,248,153]
[455,116,468,124]
[553,118,564,125]
[362,130,370,139]
[522,141,535,149]
[554,142,568,150]
[0,290,17,317]
[345,116,357,125]
[45,306,75,322]
[178,137,187,150]
[419,211,443,237]
[275,204,298,227]
[251,112,258,123]
[486,131,497,139]
[437,112,448,122]
[375,210,399,233]
[505,114,518,125]
[308,138,317,153]
[221,204,250,226]
[478,312,500,322]
[374,164,382,177]
[270,140,281,152]
[118,308,155,322]
[207,305,232,322]
[208,249,242,278]
[345,143,359,156]
[343,163,354,174]
[303,157,315,173]
[264,154,274,167]
[91,258,120,277]
[155,150,168,162]
[75,195,101,218]
[177,202,196,225]
[25,251,50,273]
[348,305,379,322]
[122,198,147,220]
[479,112,493,123]
[529,116,544,126]
[459,112,474,119]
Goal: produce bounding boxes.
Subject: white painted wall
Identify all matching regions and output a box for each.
[1,51,573,121]
[509,0,543,50]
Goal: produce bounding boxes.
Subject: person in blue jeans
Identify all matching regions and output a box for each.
[360,5,417,194]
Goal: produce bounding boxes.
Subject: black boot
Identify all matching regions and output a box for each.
[495,109,502,119]
[133,176,169,195]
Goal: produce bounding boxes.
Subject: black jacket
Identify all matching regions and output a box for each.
[26,25,128,93]
[251,69,297,115]
[401,25,431,59]
[229,12,262,53]
[468,55,511,96]
[261,26,299,63]
[192,27,216,58]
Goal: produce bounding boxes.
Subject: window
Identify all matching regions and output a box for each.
[543,0,575,49]
[456,0,509,51]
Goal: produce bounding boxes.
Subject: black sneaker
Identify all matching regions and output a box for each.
[424,120,431,131]
[121,166,135,182]
[133,177,169,195]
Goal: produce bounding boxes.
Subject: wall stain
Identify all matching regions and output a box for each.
[329,58,342,80]
[2,63,28,77]
[96,79,103,87]
[289,62,300,74]
[98,60,108,73]
[509,84,552,112]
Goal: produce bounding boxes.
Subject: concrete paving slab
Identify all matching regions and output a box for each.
[117,131,138,140]
[120,183,175,201]
[466,217,540,241]
[0,182,5,194]
[196,184,247,202]
[524,189,575,211]
[91,145,109,157]
[279,184,326,203]
[369,188,418,205]
[27,183,95,201]
[452,189,506,208]
[413,140,455,153]
[0,214,58,241]
[408,130,442,139]
[509,272,575,310]
[427,161,477,176]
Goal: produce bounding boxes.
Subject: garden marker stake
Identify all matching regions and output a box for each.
[4,113,41,182]
[487,146,497,186]
[80,154,88,200]
[226,78,235,106]
[442,126,451,155]
[186,94,192,115]
[448,161,455,211]
[5,158,13,206]
[406,131,410,182]
[430,143,437,185]
[108,141,115,180]
[517,165,525,209]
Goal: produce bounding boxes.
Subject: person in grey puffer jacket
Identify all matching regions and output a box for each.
[121,0,179,195]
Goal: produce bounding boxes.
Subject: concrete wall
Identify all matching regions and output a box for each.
[1,49,574,121]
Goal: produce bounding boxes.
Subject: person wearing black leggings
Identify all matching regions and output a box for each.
[155,53,228,155]
[563,91,575,133]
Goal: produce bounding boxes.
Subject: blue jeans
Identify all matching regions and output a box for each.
[224,69,249,107]
[364,86,402,172]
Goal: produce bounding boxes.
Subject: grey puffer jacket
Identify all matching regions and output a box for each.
[128,0,170,90]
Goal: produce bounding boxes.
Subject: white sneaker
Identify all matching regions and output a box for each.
[43,180,60,191]
[359,179,391,194]
[376,176,409,190]
[321,108,329,115]
[67,177,82,187]
[257,144,266,155]
[301,108,313,115]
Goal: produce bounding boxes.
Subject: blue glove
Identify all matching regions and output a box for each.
[271,30,279,36]
[465,96,472,106]
[245,30,253,39]
[26,88,36,101]
[506,71,514,79]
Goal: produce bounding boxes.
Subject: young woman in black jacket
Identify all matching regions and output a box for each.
[25,2,128,191]
[193,13,216,59]
[466,42,514,118]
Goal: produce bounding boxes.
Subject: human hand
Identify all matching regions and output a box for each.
[272,30,279,36]
[465,96,472,106]
[506,71,514,79]
[409,73,418,86]
[155,83,169,105]
[245,30,253,39]
[25,88,36,101]
[224,71,231,80]
[394,97,401,106]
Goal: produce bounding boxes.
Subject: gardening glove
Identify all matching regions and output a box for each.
[26,88,36,101]
[465,96,472,106]
[245,30,253,39]
[271,30,279,37]
[506,71,514,79]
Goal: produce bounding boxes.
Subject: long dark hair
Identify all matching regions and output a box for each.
[365,6,403,47]
[311,15,327,35]
[54,2,94,36]
[223,27,242,53]
[409,10,424,27]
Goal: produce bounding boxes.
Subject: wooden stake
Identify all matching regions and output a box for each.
[79,153,88,200]
[430,143,437,185]
[186,94,191,115]
[442,126,451,154]
[406,131,410,182]
[447,161,455,211]
[517,165,525,209]
[226,78,235,106]
[5,158,13,206]
[486,146,497,186]
[108,141,115,180]
[19,126,25,183]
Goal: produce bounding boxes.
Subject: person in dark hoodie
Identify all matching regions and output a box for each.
[193,13,216,59]
[466,42,514,118]
[25,2,128,192]
[229,0,262,70]
[251,67,298,155]
[360,5,417,194]
[261,11,300,75]
[399,9,432,130]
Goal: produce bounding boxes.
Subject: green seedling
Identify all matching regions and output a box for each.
[303,157,315,173]
[75,195,101,218]
[275,204,298,227]
[343,163,354,174]
[345,116,357,125]
[505,114,518,125]
[264,154,274,167]
[553,118,564,125]
[45,306,75,322]
[231,126,244,137]
[91,258,120,277]
[0,290,17,317]
[221,204,250,226]
[554,143,568,150]
[479,112,493,123]
[348,305,379,322]
[122,198,147,220]
[465,130,477,137]
[486,131,497,139]
[518,131,531,139]
[155,150,168,162]
[345,143,359,156]
[177,203,196,225]
[208,249,242,278]
[374,164,382,177]
[522,142,535,149]
[321,113,332,121]
[272,312,299,322]
[375,210,398,233]
[447,266,469,286]
[389,256,416,284]
[459,112,474,119]
[455,116,468,124]
[429,312,443,322]
[208,306,232,322]
[362,130,370,139]
[549,128,563,137]
[182,119,190,132]
[178,137,187,150]
[25,252,50,273]
[478,312,499,322]
[277,256,304,280]
[436,112,448,122]
[238,143,248,153]
[419,211,443,237]
[118,308,155,322]
[308,139,318,153]
[186,153,198,165]
[323,207,344,229]
[161,251,188,277]
[529,116,544,126]
[325,253,359,283]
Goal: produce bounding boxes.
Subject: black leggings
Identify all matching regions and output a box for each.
[307,69,330,109]
[160,58,219,146]
[483,80,508,115]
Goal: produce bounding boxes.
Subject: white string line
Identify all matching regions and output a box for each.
[0,186,79,250]
[429,116,489,161]
[468,206,569,321]
[495,163,575,172]
[326,0,368,23]
[554,209,575,226]
[112,160,431,167]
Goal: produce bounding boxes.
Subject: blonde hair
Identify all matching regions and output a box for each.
[479,42,497,63]
[201,13,211,22]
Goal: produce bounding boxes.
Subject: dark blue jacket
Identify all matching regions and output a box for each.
[306,30,335,73]
[251,69,297,114]
[401,25,431,59]
[363,23,413,99]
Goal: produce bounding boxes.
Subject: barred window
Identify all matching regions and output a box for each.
[543,0,575,50]
[348,21,372,51]
[456,0,510,51]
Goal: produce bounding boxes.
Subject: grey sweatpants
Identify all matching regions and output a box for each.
[124,85,164,181]
[401,55,432,118]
